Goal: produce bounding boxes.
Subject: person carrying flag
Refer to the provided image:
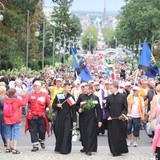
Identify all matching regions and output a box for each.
[52,83,77,154]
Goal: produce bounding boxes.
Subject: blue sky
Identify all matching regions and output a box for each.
[44,0,125,12]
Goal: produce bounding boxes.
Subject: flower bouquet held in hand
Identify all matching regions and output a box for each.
[71,127,79,142]
[111,114,131,121]
[79,99,98,113]
[46,108,56,123]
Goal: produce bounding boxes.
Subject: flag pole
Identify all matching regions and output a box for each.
[134,69,139,86]
[134,39,141,85]
[114,64,116,81]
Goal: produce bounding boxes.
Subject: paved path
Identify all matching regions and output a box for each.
[0,120,155,160]
[0,146,153,160]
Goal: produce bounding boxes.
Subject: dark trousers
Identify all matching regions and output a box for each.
[156,147,160,160]
[0,118,6,146]
[29,117,46,144]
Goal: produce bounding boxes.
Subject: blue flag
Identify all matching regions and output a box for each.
[70,44,79,68]
[70,43,77,55]
[138,41,159,77]
[78,59,93,82]
[70,45,93,82]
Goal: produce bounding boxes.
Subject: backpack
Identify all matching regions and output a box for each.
[3,103,13,117]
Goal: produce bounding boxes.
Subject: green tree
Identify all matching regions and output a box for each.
[51,0,82,39]
[45,0,82,66]
[81,26,98,53]
[0,0,41,70]
[116,0,160,47]
[44,14,82,58]
[102,27,115,47]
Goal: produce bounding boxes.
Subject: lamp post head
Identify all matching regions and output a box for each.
[0,14,4,21]
[0,2,5,21]
[49,38,53,43]
[34,30,40,37]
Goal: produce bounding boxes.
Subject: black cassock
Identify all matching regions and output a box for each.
[52,93,77,154]
[76,93,102,153]
[105,92,128,156]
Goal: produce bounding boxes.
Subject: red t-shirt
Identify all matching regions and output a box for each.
[27,91,50,114]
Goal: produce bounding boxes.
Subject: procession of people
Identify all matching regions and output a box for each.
[0,64,159,159]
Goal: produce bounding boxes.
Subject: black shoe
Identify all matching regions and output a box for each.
[112,152,121,157]
[40,142,45,149]
[86,152,92,156]
[31,147,39,152]
[80,148,85,153]
[60,152,69,155]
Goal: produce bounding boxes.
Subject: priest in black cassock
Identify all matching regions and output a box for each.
[76,84,102,156]
[52,83,77,154]
[105,82,128,157]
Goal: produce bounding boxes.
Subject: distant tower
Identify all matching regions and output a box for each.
[102,0,106,24]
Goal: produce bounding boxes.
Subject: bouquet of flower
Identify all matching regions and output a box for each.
[80,99,98,112]
[46,108,56,123]
[71,127,79,142]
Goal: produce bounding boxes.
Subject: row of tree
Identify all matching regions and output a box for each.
[81,26,98,53]
[0,0,40,70]
[116,0,160,59]
[0,0,82,70]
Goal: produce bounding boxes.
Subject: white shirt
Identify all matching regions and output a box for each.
[131,96,144,118]
[94,89,106,109]
[131,97,140,118]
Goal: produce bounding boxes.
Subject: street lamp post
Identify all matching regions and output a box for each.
[43,28,69,68]
[131,40,143,60]
[62,37,71,65]
[51,36,62,64]
[42,21,45,70]
[46,29,56,67]
[26,10,40,68]
[62,36,66,64]
[0,2,5,21]
[26,10,29,68]
[151,36,159,54]
[52,29,56,67]
[138,39,142,58]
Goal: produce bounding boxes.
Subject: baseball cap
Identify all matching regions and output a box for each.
[88,80,94,84]
[119,83,125,88]
[132,85,140,91]
[81,82,87,87]
[125,81,131,86]
[33,81,41,86]
[93,81,100,85]
[56,78,63,82]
